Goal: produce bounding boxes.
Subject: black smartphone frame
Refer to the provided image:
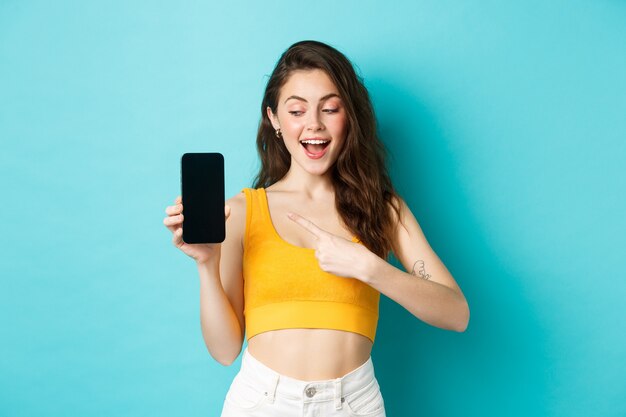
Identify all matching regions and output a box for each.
[180,152,225,244]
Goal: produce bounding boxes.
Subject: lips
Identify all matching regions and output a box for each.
[300,138,331,159]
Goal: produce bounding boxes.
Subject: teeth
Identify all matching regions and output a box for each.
[301,139,330,144]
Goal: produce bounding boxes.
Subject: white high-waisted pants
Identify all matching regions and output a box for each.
[219,346,386,417]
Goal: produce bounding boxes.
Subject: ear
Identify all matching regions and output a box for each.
[266,106,280,131]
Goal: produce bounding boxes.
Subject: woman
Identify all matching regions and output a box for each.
[163,40,469,416]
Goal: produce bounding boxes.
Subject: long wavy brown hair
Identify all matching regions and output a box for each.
[252,40,402,260]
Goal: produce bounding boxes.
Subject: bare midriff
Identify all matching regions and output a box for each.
[247,328,373,381]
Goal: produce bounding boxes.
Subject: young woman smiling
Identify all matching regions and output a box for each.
[163,40,469,417]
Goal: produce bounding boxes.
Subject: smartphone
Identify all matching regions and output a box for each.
[180,152,225,244]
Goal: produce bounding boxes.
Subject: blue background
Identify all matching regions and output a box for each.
[1,1,625,416]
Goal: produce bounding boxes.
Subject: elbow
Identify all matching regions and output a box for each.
[216,352,240,367]
[206,344,242,367]
[454,299,470,333]
[216,355,237,367]
[455,320,469,333]
[456,301,470,333]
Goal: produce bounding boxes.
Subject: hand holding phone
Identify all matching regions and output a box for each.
[163,194,230,264]
[163,152,227,263]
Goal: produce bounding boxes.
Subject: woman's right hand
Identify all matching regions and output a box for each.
[163,195,231,264]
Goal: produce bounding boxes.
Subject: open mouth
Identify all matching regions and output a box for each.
[300,139,331,159]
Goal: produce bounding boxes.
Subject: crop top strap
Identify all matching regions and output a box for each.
[241,187,272,252]
[241,188,253,252]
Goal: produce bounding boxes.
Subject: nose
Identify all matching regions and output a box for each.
[306,110,324,131]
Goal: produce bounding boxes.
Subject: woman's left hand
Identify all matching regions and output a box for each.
[287,212,378,283]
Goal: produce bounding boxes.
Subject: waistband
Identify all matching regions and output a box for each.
[239,346,378,408]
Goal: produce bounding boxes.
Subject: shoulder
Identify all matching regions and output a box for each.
[386,194,425,255]
[224,190,249,244]
[387,194,408,229]
[227,189,247,209]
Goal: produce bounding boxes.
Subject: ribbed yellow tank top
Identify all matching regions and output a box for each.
[241,187,380,343]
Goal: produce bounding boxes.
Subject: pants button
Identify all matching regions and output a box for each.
[305,387,316,397]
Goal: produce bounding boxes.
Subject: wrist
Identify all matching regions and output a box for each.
[360,250,386,285]
[196,256,220,273]
[195,246,221,267]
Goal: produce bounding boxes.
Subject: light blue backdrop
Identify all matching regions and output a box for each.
[1,1,624,416]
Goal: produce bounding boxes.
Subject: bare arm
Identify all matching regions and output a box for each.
[196,258,242,365]
[165,191,247,366]
[197,192,247,365]
[363,197,469,332]
[287,198,469,332]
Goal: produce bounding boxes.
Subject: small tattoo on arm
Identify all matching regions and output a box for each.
[410,260,431,280]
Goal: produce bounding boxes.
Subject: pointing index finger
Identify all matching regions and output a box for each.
[287,212,326,239]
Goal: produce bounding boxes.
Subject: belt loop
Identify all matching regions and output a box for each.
[334,378,342,410]
[267,374,279,403]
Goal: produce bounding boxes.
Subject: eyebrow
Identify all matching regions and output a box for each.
[284,93,341,104]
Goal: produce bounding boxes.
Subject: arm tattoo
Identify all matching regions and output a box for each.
[410,260,432,280]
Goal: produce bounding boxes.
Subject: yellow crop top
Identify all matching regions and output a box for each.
[241,187,380,343]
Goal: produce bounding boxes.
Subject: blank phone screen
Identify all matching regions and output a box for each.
[180,153,225,244]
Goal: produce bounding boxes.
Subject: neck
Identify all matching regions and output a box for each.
[275,163,335,198]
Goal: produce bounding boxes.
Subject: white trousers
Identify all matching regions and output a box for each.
[219,346,386,417]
